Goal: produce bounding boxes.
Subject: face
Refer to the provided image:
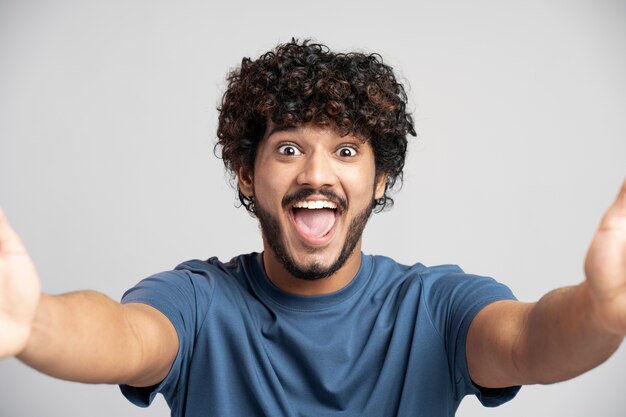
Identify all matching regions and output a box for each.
[238,123,386,284]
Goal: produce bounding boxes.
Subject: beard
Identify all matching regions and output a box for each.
[254,191,374,281]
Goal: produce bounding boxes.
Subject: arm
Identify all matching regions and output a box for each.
[0,208,178,387]
[467,179,626,388]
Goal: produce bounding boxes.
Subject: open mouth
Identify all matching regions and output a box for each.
[290,199,339,243]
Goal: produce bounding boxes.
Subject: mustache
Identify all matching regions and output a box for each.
[282,188,348,211]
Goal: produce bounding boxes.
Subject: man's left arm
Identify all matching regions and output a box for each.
[467,179,626,388]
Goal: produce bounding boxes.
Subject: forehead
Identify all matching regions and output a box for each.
[262,121,368,144]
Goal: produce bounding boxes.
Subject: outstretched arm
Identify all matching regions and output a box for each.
[466,179,626,388]
[0,209,178,387]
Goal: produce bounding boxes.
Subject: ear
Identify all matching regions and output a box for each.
[237,166,254,198]
[374,173,387,200]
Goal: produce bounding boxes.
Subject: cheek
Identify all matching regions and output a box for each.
[342,164,378,200]
[253,166,291,207]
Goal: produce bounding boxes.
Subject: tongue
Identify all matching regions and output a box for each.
[293,208,336,239]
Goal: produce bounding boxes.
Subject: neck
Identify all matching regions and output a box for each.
[261,244,363,296]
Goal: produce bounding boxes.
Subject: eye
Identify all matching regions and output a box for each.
[336,146,357,158]
[277,144,301,156]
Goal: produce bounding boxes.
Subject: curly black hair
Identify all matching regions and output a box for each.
[216,39,416,214]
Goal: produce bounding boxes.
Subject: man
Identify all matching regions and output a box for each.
[1,40,625,416]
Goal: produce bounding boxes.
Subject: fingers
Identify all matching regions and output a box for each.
[596,179,626,232]
[0,207,26,253]
[612,178,626,214]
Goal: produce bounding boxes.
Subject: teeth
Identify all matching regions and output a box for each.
[293,200,337,209]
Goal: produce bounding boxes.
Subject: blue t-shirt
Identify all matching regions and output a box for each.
[120,253,520,416]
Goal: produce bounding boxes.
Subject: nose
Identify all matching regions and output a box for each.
[296,150,337,189]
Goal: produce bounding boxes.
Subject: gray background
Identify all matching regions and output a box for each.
[1,0,625,416]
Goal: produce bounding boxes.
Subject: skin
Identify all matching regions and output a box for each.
[0,123,625,392]
[467,180,626,387]
[238,122,386,295]
[0,213,177,386]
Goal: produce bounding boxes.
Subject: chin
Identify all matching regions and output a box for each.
[283,255,346,281]
[255,193,372,282]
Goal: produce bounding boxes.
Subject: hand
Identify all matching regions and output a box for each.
[0,208,41,358]
[585,179,626,336]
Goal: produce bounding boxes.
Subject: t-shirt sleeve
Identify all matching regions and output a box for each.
[422,266,521,407]
[118,266,214,408]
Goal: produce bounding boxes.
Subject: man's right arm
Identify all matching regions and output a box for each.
[0,209,178,387]
[19,292,178,387]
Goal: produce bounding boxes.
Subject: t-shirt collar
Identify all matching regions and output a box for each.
[245,252,373,312]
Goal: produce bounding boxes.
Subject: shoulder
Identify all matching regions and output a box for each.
[175,252,259,279]
[368,254,464,288]
[175,253,250,277]
[123,253,260,305]
[367,254,514,305]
